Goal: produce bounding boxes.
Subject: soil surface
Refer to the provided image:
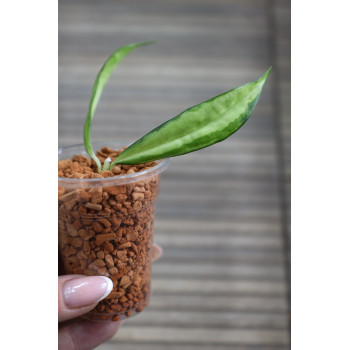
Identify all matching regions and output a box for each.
[58,146,157,179]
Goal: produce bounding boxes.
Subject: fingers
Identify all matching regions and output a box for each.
[58,275,113,322]
[59,319,124,350]
[152,243,163,261]
[58,243,162,323]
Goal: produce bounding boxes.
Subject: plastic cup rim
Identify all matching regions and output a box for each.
[58,142,170,186]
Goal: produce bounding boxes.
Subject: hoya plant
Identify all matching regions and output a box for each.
[84,41,271,172]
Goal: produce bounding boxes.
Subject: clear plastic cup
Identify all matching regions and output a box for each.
[58,142,169,321]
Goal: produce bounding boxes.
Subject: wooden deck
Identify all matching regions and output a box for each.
[58,0,290,349]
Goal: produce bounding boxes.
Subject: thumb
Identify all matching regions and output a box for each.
[58,275,113,323]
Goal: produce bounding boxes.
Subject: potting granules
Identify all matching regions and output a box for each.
[58,147,159,321]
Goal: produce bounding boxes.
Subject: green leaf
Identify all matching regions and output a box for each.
[111,67,271,165]
[83,41,155,172]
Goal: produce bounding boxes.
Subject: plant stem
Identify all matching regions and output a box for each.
[102,157,111,171]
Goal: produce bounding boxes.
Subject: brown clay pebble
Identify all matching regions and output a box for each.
[97,251,104,259]
[58,146,159,321]
[85,203,103,211]
[95,233,116,246]
[119,296,128,303]
[109,267,118,274]
[105,254,114,267]
[103,242,114,253]
[118,242,132,249]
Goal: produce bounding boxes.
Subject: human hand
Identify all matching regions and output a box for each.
[58,243,163,350]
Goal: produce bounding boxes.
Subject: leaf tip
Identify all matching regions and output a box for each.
[263,66,272,79]
[135,40,156,47]
[256,67,272,87]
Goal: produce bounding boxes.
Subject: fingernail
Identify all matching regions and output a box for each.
[63,276,113,308]
[152,243,163,261]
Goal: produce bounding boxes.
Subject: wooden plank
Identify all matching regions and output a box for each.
[158,189,280,201]
[155,247,285,266]
[58,56,272,75]
[155,207,280,222]
[58,64,269,82]
[97,343,289,350]
[149,294,288,312]
[151,278,286,296]
[154,234,283,250]
[155,199,281,214]
[158,176,279,198]
[108,326,289,345]
[154,219,282,235]
[123,310,288,329]
[59,0,267,9]
[154,224,282,238]
[158,247,285,264]
[59,16,268,34]
[58,82,273,99]
[152,262,284,280]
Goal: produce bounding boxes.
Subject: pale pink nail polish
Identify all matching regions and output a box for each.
[63,276,113,308]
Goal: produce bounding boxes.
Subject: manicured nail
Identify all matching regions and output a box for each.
[63,276,113,308]
[152,243,163,261]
